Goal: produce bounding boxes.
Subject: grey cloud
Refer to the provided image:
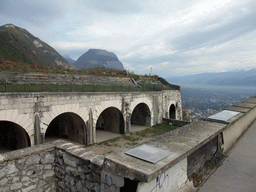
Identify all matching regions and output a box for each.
[0,0,64,26]
[122,53,189,66]
[170,10,256,52]
[85,0,142,14]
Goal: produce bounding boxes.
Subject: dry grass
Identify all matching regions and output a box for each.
[86,124,178,156]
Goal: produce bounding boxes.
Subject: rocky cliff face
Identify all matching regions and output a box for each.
[0,24,76,70]
[73,49,124,70]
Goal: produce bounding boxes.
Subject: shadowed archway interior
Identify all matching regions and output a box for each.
[0,121,31,152]
[131,103,151,126]
[169,104,176,119]
[96,107,125,134]
[45,112,87,145]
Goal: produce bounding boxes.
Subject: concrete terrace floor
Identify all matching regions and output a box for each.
[198,120,256,192]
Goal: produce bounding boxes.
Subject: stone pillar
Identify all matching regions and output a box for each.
[87,108,93,145]
[34,114,42,145]
[122,98,131,134]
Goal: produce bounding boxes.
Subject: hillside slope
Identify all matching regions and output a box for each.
[0,24,76,70]
[73,49,124,70]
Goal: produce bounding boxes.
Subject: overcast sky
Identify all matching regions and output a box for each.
[1,0,256,77]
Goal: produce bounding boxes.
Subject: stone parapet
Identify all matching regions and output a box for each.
[0,140,104,192]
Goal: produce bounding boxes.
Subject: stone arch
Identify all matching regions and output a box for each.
[96,107,125,134]
[131,103,151,126]
[40,104,88,136]
[130,98,153,126]
[45,112,87,145]
[0,109,34,145]
[169,104,176,119]
[0,121,31,152]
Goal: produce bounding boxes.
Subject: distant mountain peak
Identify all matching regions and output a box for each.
[73,49,124,70]
[3,24,16,28]
[88,49,117,58]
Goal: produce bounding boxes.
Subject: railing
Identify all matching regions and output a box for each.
[0,81,177,93]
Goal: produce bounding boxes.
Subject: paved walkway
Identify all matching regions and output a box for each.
[199,120,256,192]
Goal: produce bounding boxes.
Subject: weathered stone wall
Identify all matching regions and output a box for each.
[0,97,255,192]
[0,140,104,192]
[0,90,182,147]
[0,143,56,191]
[101,97,256,192]
[54,142,104,192]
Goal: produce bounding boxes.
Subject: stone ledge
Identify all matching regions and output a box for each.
[0,142,55,163]
[103,99,256,183]
[0,140,104,168]
[103,120,227,182]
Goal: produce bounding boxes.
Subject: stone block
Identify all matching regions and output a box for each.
[44,164,53,170]
[65,166,79,177]
[63,153,78,168]
[10,182,22,190]
[42,153,55,164]
[26,154,40,165]
[0,178,8,186]
[21,184,37,192]
[43,170,55,179]
[21,176,30,182]
[0,163,18,179]
[1,98,9,105]
[0,154,4,162]
[12,176,20,183]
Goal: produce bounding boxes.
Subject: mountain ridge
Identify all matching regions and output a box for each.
[167,68,256,87]
[0,24,76,70]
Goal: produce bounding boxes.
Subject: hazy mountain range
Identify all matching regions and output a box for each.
[167,68,256,87]
[0,24,124,71]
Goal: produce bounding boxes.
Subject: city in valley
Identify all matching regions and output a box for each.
[181,86,255,121]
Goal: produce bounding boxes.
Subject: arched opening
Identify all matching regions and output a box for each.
[131,103,151,132]
[96,107,124,143]
[0,121,31,152]
[45,112,87,145]
[169,104,176,119]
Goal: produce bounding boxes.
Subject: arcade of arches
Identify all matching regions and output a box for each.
[0,103,179,152]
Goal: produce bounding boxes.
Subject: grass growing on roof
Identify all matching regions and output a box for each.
[96,123,179,147]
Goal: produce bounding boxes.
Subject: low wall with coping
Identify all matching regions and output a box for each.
[0,140,104,192]
[0,96,255,191]
[102,96,256,191]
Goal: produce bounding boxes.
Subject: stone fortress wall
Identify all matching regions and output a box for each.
[1,90,255,191]
[0,96,255,191]
[0,90,182,148]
